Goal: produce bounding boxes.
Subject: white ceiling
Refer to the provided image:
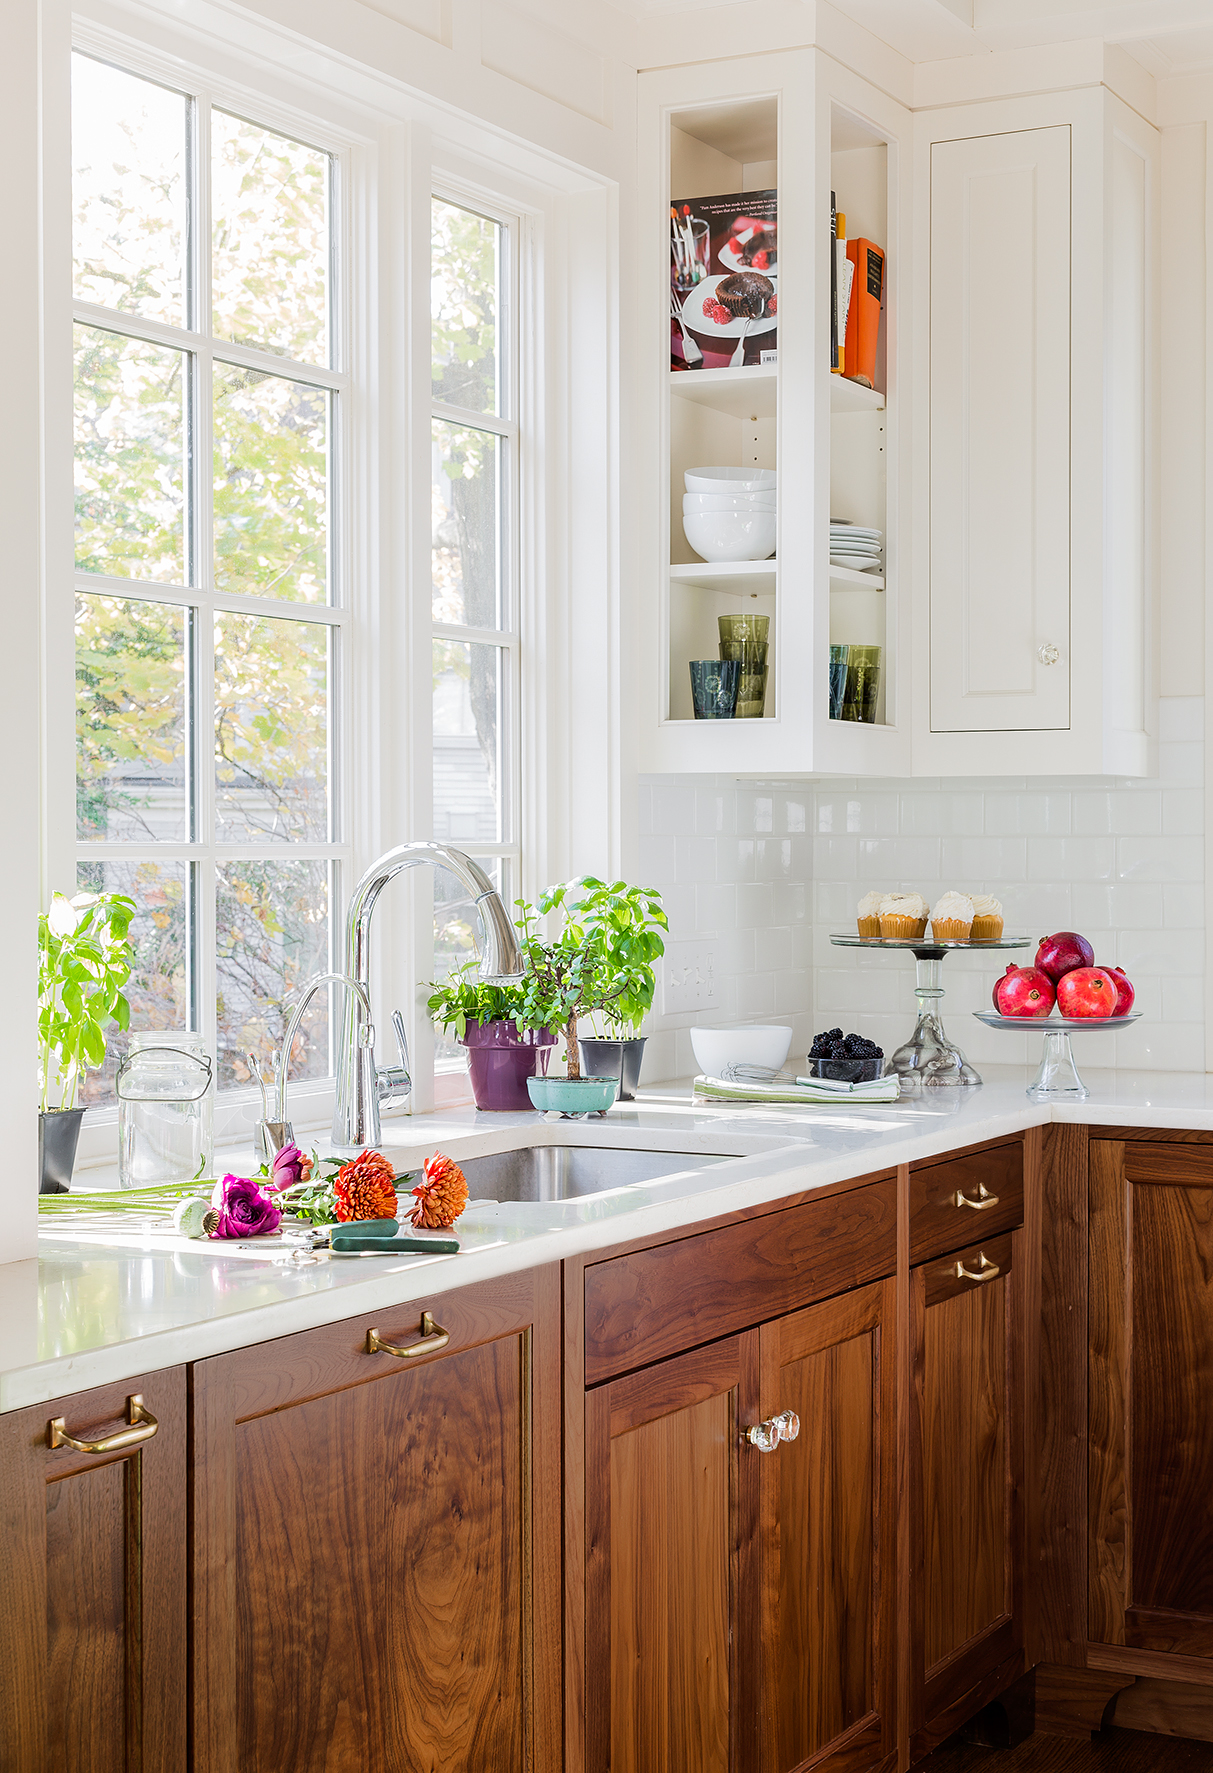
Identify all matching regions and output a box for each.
[629,0,1213,72]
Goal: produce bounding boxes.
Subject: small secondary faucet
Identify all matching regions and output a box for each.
[332,842,526,1153]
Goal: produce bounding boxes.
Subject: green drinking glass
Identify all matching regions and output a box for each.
[841,645,881,724]
[718,614,770,718]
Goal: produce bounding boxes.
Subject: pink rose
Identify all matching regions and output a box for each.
[209,1174,282,1238]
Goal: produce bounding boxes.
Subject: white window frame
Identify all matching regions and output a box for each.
[428,179,523,1088]
[70,46,353,1101]
[39,0,622,1163]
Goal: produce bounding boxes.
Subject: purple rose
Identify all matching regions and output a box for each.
[210,1174,282,1238]
[268,1142,311,1193]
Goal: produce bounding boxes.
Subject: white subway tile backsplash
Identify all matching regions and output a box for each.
[1118,834,1203,882]
[1027,836,1118,883]
[640,701,1205,1081]
[1072,790,1161,837]
[985,791,1073,836]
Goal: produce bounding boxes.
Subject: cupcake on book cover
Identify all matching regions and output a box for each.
[878,892,928,939]
[970,895,1004,941]
[930,891,974,943]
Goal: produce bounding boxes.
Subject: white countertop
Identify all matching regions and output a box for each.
[6,1063,1213,1413]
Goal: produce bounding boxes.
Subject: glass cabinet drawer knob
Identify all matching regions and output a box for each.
[1038,643,1060,666]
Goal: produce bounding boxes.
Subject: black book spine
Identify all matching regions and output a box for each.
[830,190,838,370]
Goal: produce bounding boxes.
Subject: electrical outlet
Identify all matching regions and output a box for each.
[662,942,721,1014]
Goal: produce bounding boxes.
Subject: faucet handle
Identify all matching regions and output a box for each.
[375,1010,412,1113]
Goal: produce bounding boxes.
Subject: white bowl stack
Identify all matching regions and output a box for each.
[683,465,777,564]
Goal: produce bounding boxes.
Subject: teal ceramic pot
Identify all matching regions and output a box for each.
[526,1075,619,1116]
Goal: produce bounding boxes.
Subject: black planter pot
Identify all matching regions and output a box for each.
[39,1107,85,1195]
[578,1037,647,1102]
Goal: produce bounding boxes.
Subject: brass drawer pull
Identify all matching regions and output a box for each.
[366,1311,450,1359]
[47,1394,159,1454]
[956,1255,1000,1283]
[954,1183,999,1210]
[746,1409,800,1453]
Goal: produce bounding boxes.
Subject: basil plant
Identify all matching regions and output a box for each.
[38,891,135,1112]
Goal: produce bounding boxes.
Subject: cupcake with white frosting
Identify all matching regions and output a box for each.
[970,894,1004,941]
[879,892,929,939]
[930,890,975,943]
[857,890,883,938]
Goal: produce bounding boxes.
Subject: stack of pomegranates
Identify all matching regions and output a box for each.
[993,933,1135,1021]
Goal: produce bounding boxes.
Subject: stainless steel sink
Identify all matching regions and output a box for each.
[461,1145,727,1203]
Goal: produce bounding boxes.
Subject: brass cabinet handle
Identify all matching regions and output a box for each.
[47,1394,159,1454]
[954,1183,1000,1210]
[746,1409,800,1453]
[956,1254,1001,1283]
[366,1311,450,1359]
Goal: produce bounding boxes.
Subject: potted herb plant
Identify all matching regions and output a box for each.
[38,890,135,1193]
[513,878,668,1115]
[426,961,556,1112]
[575,881,668,1100]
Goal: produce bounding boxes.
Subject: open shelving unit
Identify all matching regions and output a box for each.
[637,49,910,773]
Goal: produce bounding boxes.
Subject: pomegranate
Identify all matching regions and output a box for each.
[1101,966,1135,1017]
[1056,967,1119,1019]
[1035,931,1095,983]
[992,963,1056,1019]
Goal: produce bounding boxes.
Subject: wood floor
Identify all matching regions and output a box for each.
[926,1730,1213,1772]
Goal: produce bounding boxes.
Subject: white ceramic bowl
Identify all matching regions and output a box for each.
[683,492,778,512]
[685,465,777,493]
[683,508,777,563]
[690,1024,792,1078]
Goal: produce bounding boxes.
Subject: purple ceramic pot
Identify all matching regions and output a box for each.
[461,1019,557,1111]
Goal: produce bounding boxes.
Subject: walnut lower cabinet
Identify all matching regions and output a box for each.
[1089,1140,1213,1662]
[909,1229,1026,1758]
[190,1266,561,1773]
[583,1277,898,1773]
[0,1366,187,1773]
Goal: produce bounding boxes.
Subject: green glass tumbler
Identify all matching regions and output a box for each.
[828,644,850,721]
[841,644,881,723]
[718,614,770,718]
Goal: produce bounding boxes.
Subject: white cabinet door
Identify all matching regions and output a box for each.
[929,125,1071,733]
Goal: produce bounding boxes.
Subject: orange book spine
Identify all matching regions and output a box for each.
[844,238,884,390]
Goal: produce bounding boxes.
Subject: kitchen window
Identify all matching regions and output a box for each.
[429,195,521,1070]
[71,50,348,1104]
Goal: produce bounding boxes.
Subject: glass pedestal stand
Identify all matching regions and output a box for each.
[829,935,1031,1090]
[972,1011,1142,1101]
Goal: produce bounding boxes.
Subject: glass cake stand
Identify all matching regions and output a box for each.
[830,934,1032,1088]
[972,1010,1142,1101]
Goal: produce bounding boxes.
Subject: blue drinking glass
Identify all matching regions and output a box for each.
[689,658,740,718]
[828,644,850,721]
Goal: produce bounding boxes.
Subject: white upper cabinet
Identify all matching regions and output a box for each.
[913,89,1159,776]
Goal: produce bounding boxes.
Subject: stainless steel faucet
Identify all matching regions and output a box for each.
[332,842,526,1153]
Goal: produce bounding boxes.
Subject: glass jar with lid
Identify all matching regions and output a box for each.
[116,1032,214,1189]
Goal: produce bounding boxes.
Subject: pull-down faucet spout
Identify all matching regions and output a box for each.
[332,842,525,1153]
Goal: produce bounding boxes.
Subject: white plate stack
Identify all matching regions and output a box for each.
[683,465,777,564]
[829,520,882,573]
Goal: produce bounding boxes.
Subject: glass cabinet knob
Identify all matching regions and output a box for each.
[1038,643,1060,666]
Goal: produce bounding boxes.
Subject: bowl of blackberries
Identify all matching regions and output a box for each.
[807,1028,885,1083]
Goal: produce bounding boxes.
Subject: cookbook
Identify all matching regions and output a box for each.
[670,188,778,372]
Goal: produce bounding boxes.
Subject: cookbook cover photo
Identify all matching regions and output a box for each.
[670,188,778,372]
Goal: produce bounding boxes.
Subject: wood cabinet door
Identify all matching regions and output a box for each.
[910,1231,1025,1756]
[1090,1141,1213,1660]
[191,1267,561,1773]
[0,1366,187,1773]
[760,1279,897,1773]
[585,1334,761,1773]
[927,123,1072,734]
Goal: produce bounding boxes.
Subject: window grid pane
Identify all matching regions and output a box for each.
[71,50,342,1105]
